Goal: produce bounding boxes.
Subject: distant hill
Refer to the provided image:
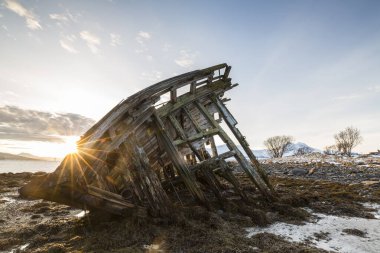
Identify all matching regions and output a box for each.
[0,152,42,161]
[284,142,321,156]
[17,153,59,162]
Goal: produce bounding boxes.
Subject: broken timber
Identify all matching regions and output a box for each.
[19,63,276,217]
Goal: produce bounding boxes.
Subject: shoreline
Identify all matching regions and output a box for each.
[1,163,380,252]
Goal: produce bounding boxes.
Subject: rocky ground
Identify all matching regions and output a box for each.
[1,156,380,253]
[261,153,380,185]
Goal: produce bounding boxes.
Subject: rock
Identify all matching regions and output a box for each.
[291,168,308,176]
[308,167,316,175]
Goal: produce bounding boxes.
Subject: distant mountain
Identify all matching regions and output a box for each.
[17,153,59,162]
[210,142,320,159]
[284,142,321,157]
[0,152,42,161]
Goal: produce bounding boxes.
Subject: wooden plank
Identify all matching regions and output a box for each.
[170,88,177,103]
[87,185,136,208]
[80,108,155,184]
[194,100,274,200]
[173,128,219,146]
[223,66,231,80]
[217,160,249,202]
[212,96,275,194]
[167,114,203,160]
[209,136,218,157]
[182,106,203,133]
[81,64,229,148]
[122,133,172,216]
[152,111,208,206]
[156,79,232,117]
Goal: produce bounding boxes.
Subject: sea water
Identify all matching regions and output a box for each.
[0,160,61,173]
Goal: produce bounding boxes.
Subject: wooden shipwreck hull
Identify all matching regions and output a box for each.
[20,63,275,217]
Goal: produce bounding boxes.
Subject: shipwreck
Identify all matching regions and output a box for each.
[20,63,276,217]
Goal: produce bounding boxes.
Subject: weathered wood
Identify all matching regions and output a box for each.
[20,63,277,217]
[211,96,276,194]
[209,136,218,157]
[173,128,219,146]
[152,111,208,206]
[217,160,249,202]
[167,114,203,160]
[194,100,274,200]
[182,106,203,133]
[122,134,172,216]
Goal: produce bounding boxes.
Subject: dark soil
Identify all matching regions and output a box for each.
[1,165,379,252]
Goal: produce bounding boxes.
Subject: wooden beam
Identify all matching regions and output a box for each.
[209,135,218,157]
[167,114,203,160]
[173,128,219,146]
[217,160,249,202]
[152,111,208,206]
[122,133,172,216]
[194,100,274,200]
[170,88,177,103]
[212,96,275,194]
[182,106,203,133]
[156,79,232,117]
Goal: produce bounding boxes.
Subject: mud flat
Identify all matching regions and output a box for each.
[1,169,380,253]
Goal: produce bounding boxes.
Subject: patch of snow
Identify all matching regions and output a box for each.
[362,203,380,219]
[74,210,87,218]
[247,204,380,253]
[0,197,16,204]
[9,243,29,253]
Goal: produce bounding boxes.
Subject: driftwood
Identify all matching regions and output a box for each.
[19,63,276,217]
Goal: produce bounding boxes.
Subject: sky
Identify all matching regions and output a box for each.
[0,0,379,157]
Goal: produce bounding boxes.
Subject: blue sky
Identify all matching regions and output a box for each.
[0,0,379,157]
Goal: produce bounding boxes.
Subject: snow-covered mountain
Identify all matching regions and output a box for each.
[208,142,319,159]
[284,142,321,156]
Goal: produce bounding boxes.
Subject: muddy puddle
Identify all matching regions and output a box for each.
[247,203,380,253]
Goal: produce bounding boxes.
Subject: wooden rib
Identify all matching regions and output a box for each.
[194,100,274,200]
[211,96,275,194]
[152,111,208,206]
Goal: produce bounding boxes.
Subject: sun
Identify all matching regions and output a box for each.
[63,136,79,154]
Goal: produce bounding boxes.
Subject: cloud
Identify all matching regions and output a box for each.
[140,70,162,82]
[110,33,122,46]
[60,40,78,54]
[49,11,79,26]
[80,30,101,54]
[49,13,69,22]
[0,105,95,143]
[137,31,150,40]
[368,85,380,93]
[175,50,198,68]
[3,0,42,30]
[135,31,151,48]
[59,34,78,54]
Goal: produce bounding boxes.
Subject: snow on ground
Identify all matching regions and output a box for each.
[247,203,380,253]
[260,152,380,169]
